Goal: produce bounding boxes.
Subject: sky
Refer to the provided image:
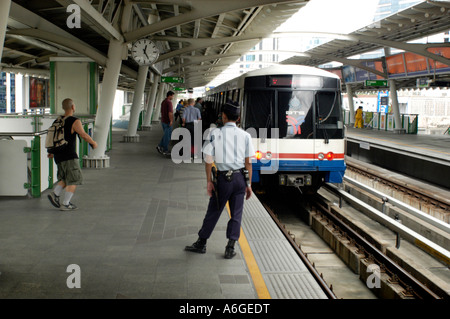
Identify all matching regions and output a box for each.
[275,0,380,35]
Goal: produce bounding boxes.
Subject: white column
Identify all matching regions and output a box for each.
[6,73,11,113]
[22,75,29,112]
[346,83,355,125]
[389,79,405,134]
[89,39,124,163]
[142,74,160,128]
[152,82,166,123]
[124,65,148,141]
[0,0,11,59]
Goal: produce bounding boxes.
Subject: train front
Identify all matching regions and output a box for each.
[242,69,346,193]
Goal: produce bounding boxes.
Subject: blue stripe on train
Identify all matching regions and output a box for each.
[252,160,346,184]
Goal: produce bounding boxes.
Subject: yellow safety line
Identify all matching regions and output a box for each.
[226,202,271,299]
[350,132,450,156]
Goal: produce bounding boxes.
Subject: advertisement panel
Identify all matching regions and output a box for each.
[427,47,450,72]
[30,77,48,108]
[404,52,428,75]
[386,54,406,77]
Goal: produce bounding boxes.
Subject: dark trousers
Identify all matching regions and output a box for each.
[198,172,246,241]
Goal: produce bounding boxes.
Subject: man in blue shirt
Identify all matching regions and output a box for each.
[182,98,201,158]
[185,101,254,259]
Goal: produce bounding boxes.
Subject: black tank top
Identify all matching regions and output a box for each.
[54,116,79,164]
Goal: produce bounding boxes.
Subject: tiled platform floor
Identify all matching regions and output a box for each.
[0,127,257,299]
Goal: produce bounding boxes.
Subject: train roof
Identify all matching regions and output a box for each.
[207,64,340,94]
[244,64,340,79]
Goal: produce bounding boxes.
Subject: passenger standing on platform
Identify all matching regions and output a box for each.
[354,106,364,129]
[185,101,254,259]
[174,99,184,122]
[47,98,98,211]
[156,91,174,156]
[194,98,203,113]
[182,98,202,158]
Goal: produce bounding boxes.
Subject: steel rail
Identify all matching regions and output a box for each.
[313,189,442,299]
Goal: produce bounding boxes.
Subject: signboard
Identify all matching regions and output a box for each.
[161,77,184,83]
[416,78,430,88]
[365,80,388,87]
[173,87,185,91]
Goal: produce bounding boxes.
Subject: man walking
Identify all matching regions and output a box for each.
[47,98,97,211]
[156,91,175,156]
[182,98,201,158]
[185,101,254,259]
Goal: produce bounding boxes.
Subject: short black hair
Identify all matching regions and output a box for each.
[167,91,174,97]
[221,101,240,121]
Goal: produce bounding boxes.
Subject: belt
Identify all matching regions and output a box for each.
[217,169,243,175]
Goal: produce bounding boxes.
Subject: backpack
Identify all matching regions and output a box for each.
[45,116,69,154]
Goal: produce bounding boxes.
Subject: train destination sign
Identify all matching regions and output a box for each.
[364,80,388,87]
[161,77,184,83]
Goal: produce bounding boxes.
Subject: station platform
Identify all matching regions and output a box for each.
[0,126,326,299]
[345,127,450,189]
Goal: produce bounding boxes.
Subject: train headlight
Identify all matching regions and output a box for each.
[255,151,263,160]
[265,152,272,160]
[318,153,325,160]
[326,152,334,161]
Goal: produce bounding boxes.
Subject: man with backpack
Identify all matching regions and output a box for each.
[47,98,97,211]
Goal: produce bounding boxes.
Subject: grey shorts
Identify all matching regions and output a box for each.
[57,159,83,186]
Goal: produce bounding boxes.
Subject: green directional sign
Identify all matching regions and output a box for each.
[173,87,185,91]
[161,76,184,83]
[364,80,388,87]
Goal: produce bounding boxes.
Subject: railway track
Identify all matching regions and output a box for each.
[257,166,450,299]
[345,157,450,217]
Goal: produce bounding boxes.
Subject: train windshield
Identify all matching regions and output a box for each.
[244,89,343,140]
[244,91,275,138]
[315,91,344,140]
[278,91,314,139]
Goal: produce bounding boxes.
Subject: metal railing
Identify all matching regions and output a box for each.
[0,117,97,198]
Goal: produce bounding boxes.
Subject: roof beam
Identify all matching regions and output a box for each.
[154,34,264,63]
[55,0,123,41]
[124,0,305,43]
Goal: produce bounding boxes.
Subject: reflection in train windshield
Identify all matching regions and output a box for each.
[278,91,314,139]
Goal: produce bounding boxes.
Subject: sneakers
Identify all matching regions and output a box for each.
[60,202,78,211]
[47,193,60,208]
[157,145,171,157]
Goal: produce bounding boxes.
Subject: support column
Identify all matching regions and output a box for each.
[346,84,356,125]
[152,82,166,124]
[142,74,160,130]
[123,65,148,142]
[389,79,405,134]
[85,39,124,168]
[0,0,11,59]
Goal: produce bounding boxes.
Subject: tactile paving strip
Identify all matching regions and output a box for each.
[241,194,327,299]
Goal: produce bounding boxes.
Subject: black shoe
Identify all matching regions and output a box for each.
[185,238,207,254]
[156,146,163,154]
[48,192,60,208]
[224,240,237,259]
